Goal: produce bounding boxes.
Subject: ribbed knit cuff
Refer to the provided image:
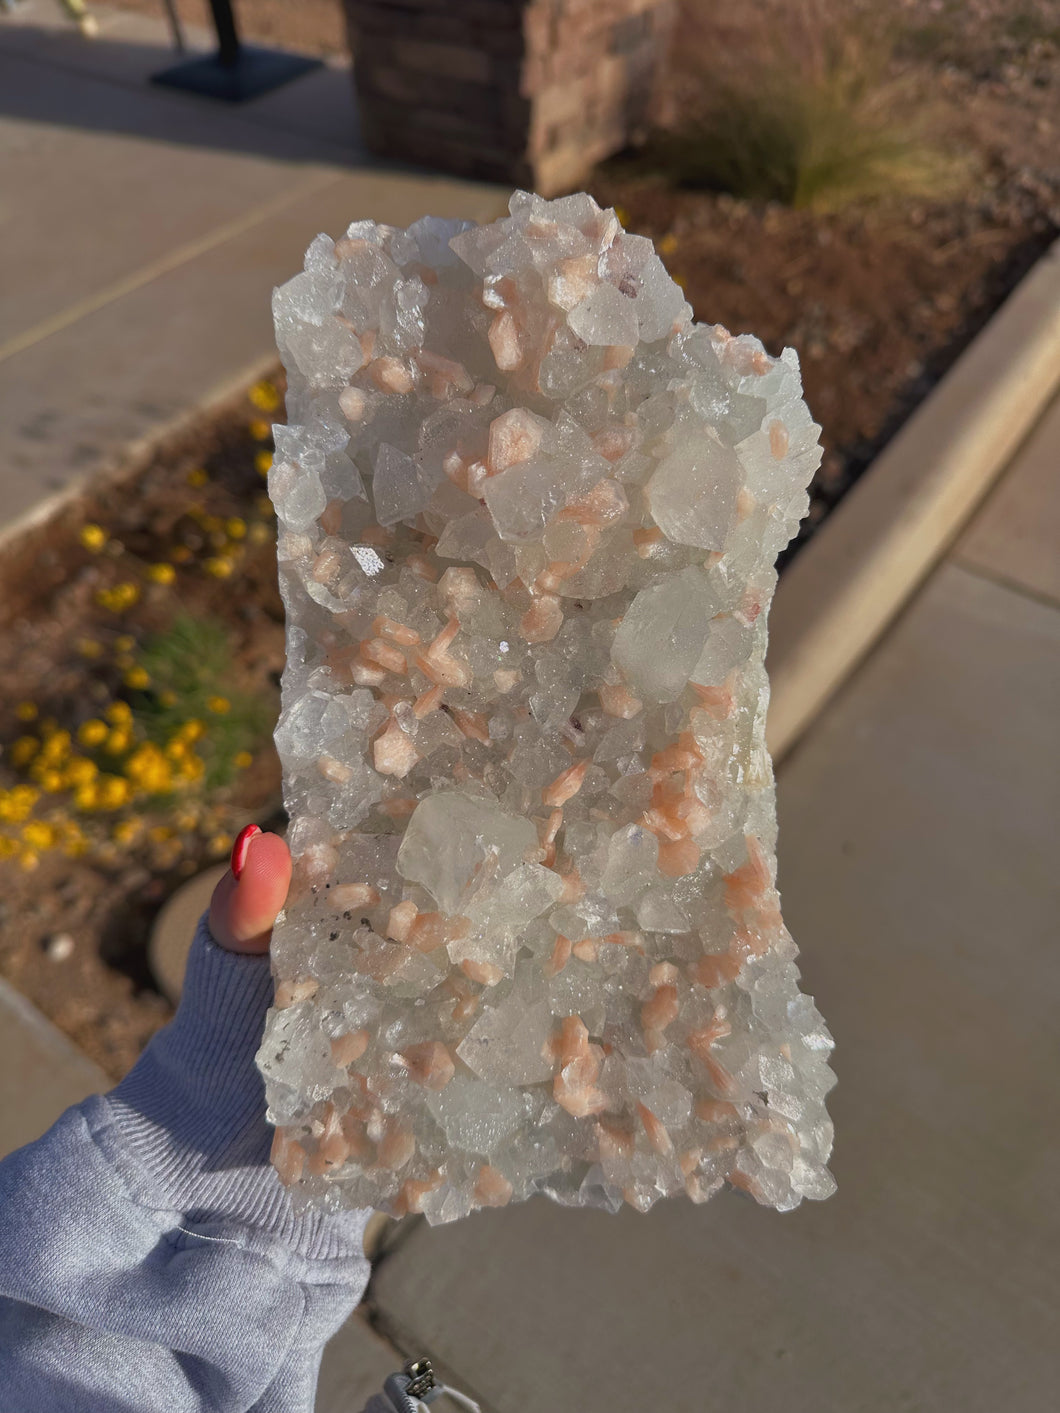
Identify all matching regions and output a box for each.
[95,911,371,1264]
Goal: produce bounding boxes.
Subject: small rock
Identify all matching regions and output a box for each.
[44,933,75,962]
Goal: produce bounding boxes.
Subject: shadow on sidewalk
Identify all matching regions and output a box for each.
[0,18,395,173]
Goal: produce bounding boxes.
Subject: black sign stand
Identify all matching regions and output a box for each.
[152,0,321,102]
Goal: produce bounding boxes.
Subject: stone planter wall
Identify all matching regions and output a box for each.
[343,0,675,196]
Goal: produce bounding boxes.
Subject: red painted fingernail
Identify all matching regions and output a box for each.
[231,824,262,880]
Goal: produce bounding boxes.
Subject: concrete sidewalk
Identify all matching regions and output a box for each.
[0,0,507,540]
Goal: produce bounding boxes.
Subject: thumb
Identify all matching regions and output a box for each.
[208,826,292,955]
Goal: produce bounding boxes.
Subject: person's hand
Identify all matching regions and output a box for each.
[208,825,292,956]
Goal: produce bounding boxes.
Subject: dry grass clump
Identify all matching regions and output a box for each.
[647,0,969,211]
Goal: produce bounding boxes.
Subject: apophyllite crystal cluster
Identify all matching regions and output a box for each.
[258,191,836,1225]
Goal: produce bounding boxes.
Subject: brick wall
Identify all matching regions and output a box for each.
[343,0,675,195]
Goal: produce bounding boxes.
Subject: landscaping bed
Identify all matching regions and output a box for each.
[0,384,288,1077]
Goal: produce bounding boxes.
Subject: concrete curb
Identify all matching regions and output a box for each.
[766,235,1060,762]
[0,349,282,558]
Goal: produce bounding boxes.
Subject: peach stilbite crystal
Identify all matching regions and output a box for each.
[258,192,836,1225]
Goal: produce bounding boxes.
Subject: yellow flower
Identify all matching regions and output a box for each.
[208,832,234,856]
[123,666,151,690]
[0,837,17,859]
[149,825,174,843]
[147,562,176,584]
[18,850,39,871]
[177,719,205,743]
[206,695,230,715]
[77,637,104,659]
[657,232,679,257]
[164,739,187,761]
[123,744,173,794]
[74,783,99,811]
[672,273,687,290]
[15,701,38,722]
[79,524,107,552]
[205,556,234,579]
[179,754,205,783]
[104,728,132,756]
[64,757,98,788]
[247,521,271,546]
[249,380,281,413]
[249,418,272,441]
[4,785,40,821]
[254,450,273,476]
[96,582,140,612]
[37,769,65,793]
[105,702,132,725]
[234,750,253,770]
[10,736,39,768]
[39,730,72,765]
[112,817,143,845]
[225,517,247,540]
[77,718,109,747]
[170,546,192,564]
[613,205,630,227]
[21,820,55,851]
[186,467,209,488]
[97,776,132,810]
[115,635,135,653]
[159,690,177,708]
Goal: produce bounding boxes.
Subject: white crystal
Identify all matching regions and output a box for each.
[612,568,718,702]
[457,995,556,1086]
[396,792,540,914]
[372,443,437,527]
[567,282,640,347]
[646,438,742,550]
[259,191,834,1225]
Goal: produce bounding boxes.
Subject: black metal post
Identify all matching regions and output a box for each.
[207,0,239,67]
[151,0,322,103]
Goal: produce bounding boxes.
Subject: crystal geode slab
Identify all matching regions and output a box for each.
[258,192,836,1225]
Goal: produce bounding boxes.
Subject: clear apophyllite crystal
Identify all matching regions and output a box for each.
[258,191,836,1225]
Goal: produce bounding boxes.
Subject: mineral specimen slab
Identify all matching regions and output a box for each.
[258,191,836,1225]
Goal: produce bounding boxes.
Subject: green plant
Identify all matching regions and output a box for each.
[649,1,967,211]
[132,613,273,791]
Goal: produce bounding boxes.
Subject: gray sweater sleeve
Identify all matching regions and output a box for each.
[0,913,374,1413]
